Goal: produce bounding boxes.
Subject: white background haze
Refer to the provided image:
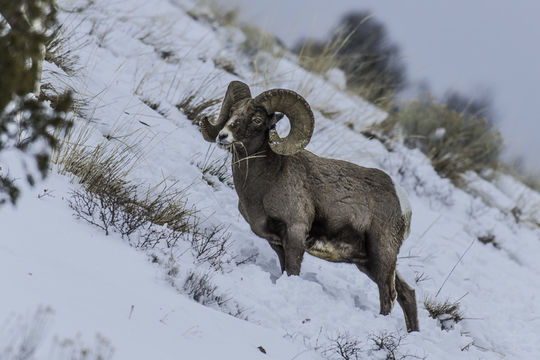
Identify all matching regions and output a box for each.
[219,0,540,173]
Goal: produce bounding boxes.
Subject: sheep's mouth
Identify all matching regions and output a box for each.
[217,142,233,151]
[218,141,243,153]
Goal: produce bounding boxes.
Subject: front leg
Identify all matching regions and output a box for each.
[239,201,282,244]
[269,243,285,273]
[245,217,287,272]
[283,224,308,276]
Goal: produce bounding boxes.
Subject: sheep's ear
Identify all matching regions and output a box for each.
[269,112,284,128]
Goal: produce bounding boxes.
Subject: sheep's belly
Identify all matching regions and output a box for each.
[306,240,365,263]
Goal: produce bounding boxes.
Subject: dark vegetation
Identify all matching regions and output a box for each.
[296,10,505,184]
[296,11,405,108]
[322,331,424,360]
[62,141,234,270]
[388,96,502,182]
[0,0,73,205]
[65,143,195,245]
[61,139,246,314]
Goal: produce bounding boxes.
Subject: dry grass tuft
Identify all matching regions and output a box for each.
[296,33,351,78]
[424,297,464,330]
[295,25,402,109]
[54,123,234,269]
[176,95,221,126]
[45,24,82,75]
[378,97,503,183]
[192,148,233,188]
[59,139,195,248]
[182,271,229,307]
[240,24,285,59]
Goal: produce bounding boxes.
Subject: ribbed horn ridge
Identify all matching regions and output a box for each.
[200,81,252,142]
[254,89,314,155]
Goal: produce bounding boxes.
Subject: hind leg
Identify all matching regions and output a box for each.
[355,260,397,316]
[395,272,419,332]
[376,265,398,316]
[365,233,399,316]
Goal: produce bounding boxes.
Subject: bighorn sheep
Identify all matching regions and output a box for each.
[200,81,419,332]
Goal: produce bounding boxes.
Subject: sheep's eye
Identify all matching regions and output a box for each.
[252,116,263,126]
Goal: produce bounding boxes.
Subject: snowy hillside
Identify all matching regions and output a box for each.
[2,0,540,359]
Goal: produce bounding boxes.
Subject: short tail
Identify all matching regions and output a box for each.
[402,210,412,240]
[393,182,412,239]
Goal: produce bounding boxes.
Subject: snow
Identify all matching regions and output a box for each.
[0,176,318,359]
[2,0,540,359]
[324,68,347,91]
[433,127,446,139]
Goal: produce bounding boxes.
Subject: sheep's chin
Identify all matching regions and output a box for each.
[218,143,232,151]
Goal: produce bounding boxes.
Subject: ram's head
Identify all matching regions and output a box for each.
[200,81,314,155]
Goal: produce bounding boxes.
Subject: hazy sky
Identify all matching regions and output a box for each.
[217,0,540,172]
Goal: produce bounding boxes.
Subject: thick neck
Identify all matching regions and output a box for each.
[231,140,282,190]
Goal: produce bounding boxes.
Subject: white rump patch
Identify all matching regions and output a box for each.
[393,181,412,239]
[393,182,411,217]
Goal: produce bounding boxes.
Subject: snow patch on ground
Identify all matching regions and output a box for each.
[2,0,540,359]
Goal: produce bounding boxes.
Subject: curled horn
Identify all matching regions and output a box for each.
[254,89,314,155]
[200,81,252,142]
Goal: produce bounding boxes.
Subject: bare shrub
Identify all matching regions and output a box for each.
[63,141,241,314]
[69,187,186,248]
[181,271,247,319]
[60,137,236,272]
[190,224,232,270]
[322,331,423,360]
[65,143,194,248]
[182,271,229,307]
[370,331,424,360]
[322,332,363,360]
[424,297,464,330]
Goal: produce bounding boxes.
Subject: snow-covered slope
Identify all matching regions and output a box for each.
[2,0,540,359]
[0,175,320,359]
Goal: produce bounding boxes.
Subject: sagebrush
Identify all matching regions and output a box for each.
[380,97,502,182]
